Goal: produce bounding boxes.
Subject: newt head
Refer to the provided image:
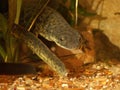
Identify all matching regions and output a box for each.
[51,27,85,50]
[35,7,87,50]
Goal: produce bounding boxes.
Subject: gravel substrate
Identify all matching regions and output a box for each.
[0,62,120,90]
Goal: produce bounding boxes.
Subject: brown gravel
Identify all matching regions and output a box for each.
[0,61,120,90]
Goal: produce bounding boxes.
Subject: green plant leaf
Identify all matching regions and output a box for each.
[0,44,6,60]
[0,13,8,62]
[69,0,75,12]
[14,0,22,24]
[0,13,8,35]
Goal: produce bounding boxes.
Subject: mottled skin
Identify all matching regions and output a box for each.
[34,7,83,50]
[0,6,84,76]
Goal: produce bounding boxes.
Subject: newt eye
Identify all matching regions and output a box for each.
[60,37,65,41]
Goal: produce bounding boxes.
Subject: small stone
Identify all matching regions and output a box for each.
[51,46,56,52]
[61,83,68,88]
[16,86,25,90]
